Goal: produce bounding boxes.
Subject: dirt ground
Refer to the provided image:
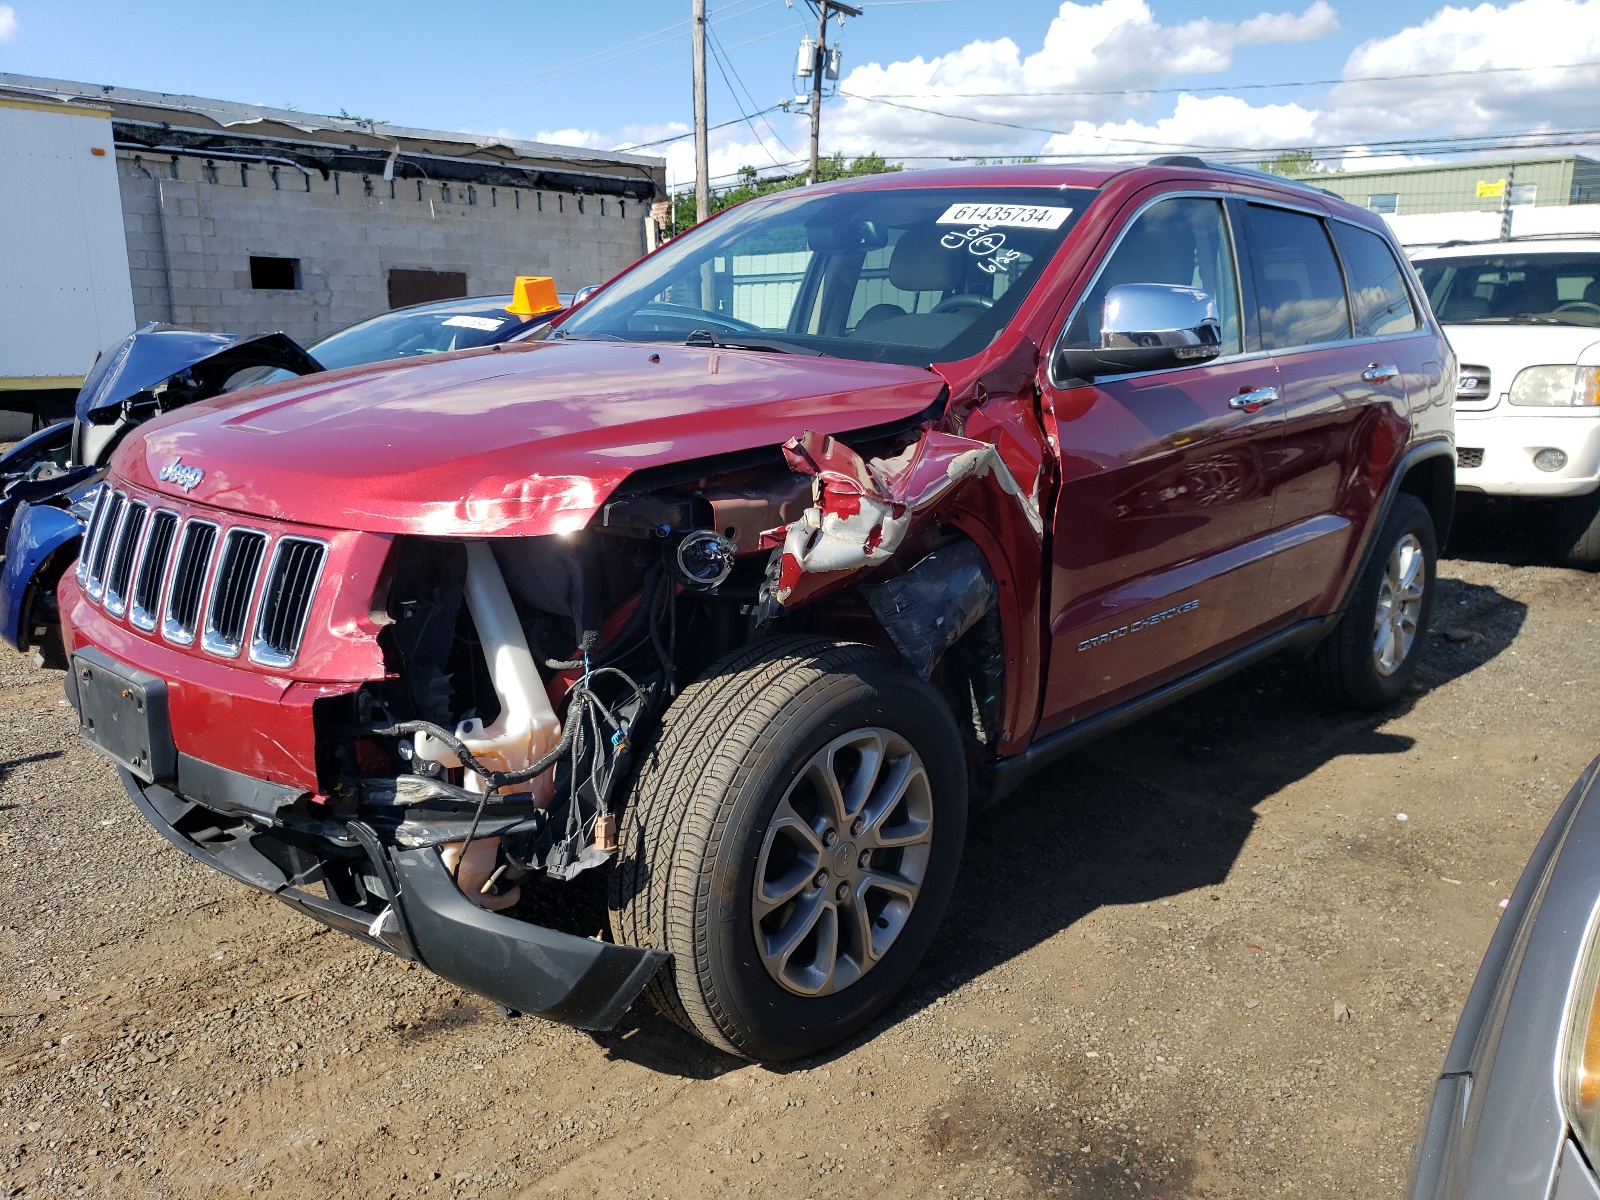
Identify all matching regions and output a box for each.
[2,501,1597,1200]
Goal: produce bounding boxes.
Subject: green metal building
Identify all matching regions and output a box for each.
[1291,155,1600,216]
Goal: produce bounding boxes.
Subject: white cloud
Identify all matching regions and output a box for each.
[531,127,611,150]
[826,0,1600,166]
[0,6,18,42]
[824,0,1338,157]
[1039,93,1319,158]
[497,0,1600,193]
[1324,0,1600,142]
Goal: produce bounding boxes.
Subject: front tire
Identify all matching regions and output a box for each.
[1305,493,1437,709]
[608,636,967,1061]
[1552,491,1600,569]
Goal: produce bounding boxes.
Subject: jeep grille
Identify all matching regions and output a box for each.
[76,482,329,669]
[162,520,218,646]
[102,500,148,618]
[129,510,179,632]
[202,528,268,658]
[251,538,327,668]
[83,490,125,601]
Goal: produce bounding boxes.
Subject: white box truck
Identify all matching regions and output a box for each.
[0,93,134,427]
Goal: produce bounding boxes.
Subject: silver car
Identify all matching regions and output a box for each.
[1411,755,1600,1199]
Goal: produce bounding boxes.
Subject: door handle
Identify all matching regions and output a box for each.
[1361,363,1401,383]
[1229,386,1279,410]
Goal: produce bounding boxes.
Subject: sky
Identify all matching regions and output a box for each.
[2,0,1598,191]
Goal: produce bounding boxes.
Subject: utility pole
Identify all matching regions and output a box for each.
[692,0,710,224]
[804,0,861,186]
[1500,162,1517,241]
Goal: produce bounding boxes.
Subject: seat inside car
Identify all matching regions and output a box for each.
[889,224,966,302]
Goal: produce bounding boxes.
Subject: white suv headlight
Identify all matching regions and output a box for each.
[1509,365,1600,407]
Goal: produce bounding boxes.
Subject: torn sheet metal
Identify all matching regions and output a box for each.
[773,427,1042,602]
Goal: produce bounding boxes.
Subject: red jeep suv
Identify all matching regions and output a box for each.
[62,160,1454,1061]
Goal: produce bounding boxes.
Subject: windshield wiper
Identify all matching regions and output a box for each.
[1452,315,1568,325]
[684,329,824,356]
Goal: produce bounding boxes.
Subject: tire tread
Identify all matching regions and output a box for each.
[608,635,888,1055]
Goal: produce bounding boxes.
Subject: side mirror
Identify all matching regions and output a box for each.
[1054,283,1223,383]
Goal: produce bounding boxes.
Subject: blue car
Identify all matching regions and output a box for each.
[0,289,570,663]
[0,326,322,663]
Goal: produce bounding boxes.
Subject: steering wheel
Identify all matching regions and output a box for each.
[1554,301,1600,315]
[636,302,764,334]
[930,294,994,314]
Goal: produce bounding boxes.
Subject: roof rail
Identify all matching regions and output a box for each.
[1430,232,1600,248]
[1145,154,1343,200]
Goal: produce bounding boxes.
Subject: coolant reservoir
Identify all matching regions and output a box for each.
[413,541,561,805]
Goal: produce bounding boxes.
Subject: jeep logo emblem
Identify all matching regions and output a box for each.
[158,456,204,493]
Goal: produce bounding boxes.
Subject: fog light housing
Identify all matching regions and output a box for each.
[1535,448,1570,473]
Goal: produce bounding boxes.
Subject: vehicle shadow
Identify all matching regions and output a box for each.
[0,749,63,787]
[595,573,1527,1077]
[1446,494,1561,567]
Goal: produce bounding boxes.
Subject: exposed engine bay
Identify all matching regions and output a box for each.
[304,422,1013,922]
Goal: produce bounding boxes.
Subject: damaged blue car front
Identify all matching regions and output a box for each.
[0,325,322,663]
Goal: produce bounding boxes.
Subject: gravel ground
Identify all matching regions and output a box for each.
[1,508,1596,1199]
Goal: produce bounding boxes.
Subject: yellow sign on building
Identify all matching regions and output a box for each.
[1477,178,1507,198]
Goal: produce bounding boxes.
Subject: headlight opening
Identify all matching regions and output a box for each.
[1562,899,1600,1160]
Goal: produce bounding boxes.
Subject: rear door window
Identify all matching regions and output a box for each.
[1246,205,1351,350]
[1330,222,1419,337]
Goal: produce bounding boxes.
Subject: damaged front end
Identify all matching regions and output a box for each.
[66,342,1053,1033]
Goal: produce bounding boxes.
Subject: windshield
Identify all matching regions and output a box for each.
[556,186,1098,364]
[1416,253,1600,327]
[311,297,532,367]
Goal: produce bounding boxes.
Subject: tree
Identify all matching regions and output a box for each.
[671,152,902,235]
[1258,149,1316,177]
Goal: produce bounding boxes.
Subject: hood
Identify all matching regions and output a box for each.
[1441,322,1600,408]
[77,325,323,422]
[112,340,947,536]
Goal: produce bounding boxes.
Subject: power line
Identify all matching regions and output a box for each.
[708,18,795,156]
[394,18,691,121]
[465,19,795,128]
[854,127,1600,163]
[395,0,777,123]
[838,89,1198,148]
[619,104,789,151]
[837,86,1600,159]
[849,58,1600,101]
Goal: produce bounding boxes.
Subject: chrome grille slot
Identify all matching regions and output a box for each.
[162,520,218,646]
[84,491,126,602]
[202,528,268,658]
[130,510,179,632]
[251,537,327,668]
[102,501,149,617]
[76,485,112,585]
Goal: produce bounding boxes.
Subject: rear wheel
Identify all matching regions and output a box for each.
[1552,491,1600,569]
[608,636,967,1061]
[1305,493,1437,709]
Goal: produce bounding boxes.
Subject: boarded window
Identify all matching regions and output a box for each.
[250,256,300,290]
[387,269,468,310]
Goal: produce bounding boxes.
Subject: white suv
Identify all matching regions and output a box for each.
[1412,237,1600,567]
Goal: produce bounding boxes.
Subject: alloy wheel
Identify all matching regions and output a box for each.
[752,728,934,997]
[1372,532,1426,676]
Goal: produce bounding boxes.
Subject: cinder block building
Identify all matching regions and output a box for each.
[1,74,666,348]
